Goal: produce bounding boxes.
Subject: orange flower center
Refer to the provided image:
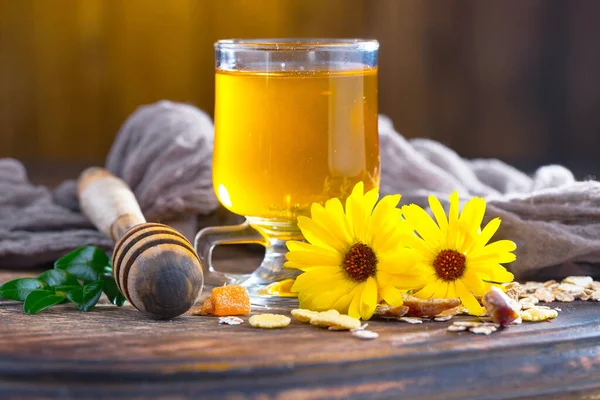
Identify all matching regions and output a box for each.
[343,243,377,282]
[433,249,466,281]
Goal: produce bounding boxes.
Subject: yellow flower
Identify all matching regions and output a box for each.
[285,182,423,320]
[401,192,516,316]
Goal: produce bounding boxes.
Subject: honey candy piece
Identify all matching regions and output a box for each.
[483,287,520,326]
[482,288,518,322]
[436,306,462,317]
[520,307,558,322]
[199,296,215,314]
[291,308,319,323]
[249,314,291,329]
[201,285,251,316]
[374,304,409,318]
[402,294,461,317]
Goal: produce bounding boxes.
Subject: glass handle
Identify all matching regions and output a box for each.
[194,220,267,285]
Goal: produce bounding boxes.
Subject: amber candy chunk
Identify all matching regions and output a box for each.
[200,285,251,316]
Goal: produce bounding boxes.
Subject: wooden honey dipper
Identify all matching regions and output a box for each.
[77,167,203,319]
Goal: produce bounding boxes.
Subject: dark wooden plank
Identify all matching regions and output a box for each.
[1,271,600,399]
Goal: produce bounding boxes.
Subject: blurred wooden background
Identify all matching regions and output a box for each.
[1,0,599,177]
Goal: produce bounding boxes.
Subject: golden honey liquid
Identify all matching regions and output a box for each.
[213,66,379,225]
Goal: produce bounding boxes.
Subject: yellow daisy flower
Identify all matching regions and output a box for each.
[285,182,424,320]
[401,191,516,316]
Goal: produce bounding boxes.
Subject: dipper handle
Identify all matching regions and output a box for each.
[78,167,146,240]
[77,167,203,319]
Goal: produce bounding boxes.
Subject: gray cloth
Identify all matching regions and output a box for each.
[0,101,219,268]
[379,116,600,280]
[0,102,599,280]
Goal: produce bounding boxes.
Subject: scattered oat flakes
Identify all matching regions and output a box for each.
[399,317,423,324]
[504,282,523,301]
[519,298,536,310]
[218,316,244,325]
[590,281,600,290]
[564,276,593,288]
[543,280,557,288]
[447,324,468,332]
[520,307,558,322]
[352,330,379,340]
[558,283,584,296]
[523,281,543,293]
[470,326,497,335]
[591,290,600,301]
[249,314,291,329]
[511,317,523,325]
[291,308,318,323]
[553,290,575,302]
[453,321,482,328]
[434,315,453,322]
[534,287,555,303]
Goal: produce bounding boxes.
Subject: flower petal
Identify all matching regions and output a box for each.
[455,278,485,316]
[466,217,501,254]
[379,285,404,307]
[359,277,378,320]
[401,204,443,247]
[297,216,347,253]
[446,191,460,248]
[428,195,448,232]
[285,250,342,268]
[311,202,352,250]
[414,279,443,299]
[348,282,365,319]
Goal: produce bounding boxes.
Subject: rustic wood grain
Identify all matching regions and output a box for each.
[1,271,600,399]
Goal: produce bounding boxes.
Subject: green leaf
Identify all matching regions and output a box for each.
[102,276,126,306]
[53,285,81,298]
[66,281,104,311]
[23,290,66,314]
[54,246,110,283]
[0,278,47,301]
[38,270,79,287]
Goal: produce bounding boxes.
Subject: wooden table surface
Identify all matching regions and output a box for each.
[1,268,600,400]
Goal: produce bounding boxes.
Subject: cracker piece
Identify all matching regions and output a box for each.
[291,308,318,323]
[249,314,291,329]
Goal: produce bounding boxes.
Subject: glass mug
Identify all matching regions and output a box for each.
[195,39,380,305]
